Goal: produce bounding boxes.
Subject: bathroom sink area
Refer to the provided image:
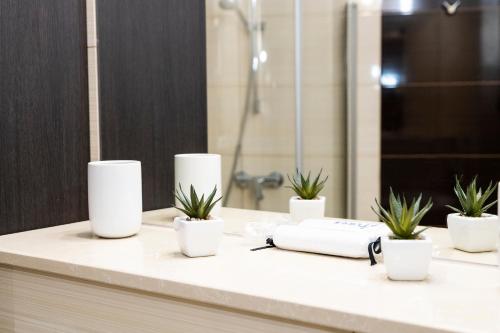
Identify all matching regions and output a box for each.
[0,208,499,333]
[144,207,500,266]
[1,0,499,332]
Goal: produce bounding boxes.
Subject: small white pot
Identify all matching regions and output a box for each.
[382,235,432,281]
[289,196,325,224]
[174,217,224,257]
[88,160,142,238]
[447,213,499,253]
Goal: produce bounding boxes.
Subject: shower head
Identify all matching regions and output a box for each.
[218,0,250,29]
[219,0,239,10]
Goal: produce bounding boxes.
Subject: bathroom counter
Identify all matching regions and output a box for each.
[143,207,499,266]
[0,208,499,333]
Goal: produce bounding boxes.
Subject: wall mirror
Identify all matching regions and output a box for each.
[205,0,500,266]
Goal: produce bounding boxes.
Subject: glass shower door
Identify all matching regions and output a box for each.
[205,0,350,217]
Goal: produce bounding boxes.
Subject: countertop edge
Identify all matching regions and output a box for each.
[0,250,460,333]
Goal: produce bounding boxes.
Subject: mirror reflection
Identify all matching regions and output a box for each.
[206,0,500,265]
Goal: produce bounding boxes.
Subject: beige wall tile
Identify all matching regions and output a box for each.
[205,0,218,17]
[355,155,380,220]
[303,14,345,86]
[260,1,347,18]
[221,4,298,87]
[205,0,222,17]
[356,12,381,85]
[356,84,381,157]
[354,88,381,220]
[303,85,345,158]
[219,0,349,20]
[356,57,381,87]
[206,15,241,85]
[304,0,346,15]
[261,0,294,17]
[353,8,382,219]
[235,13,294,87]
[207,86,242,154]
[356,0,382,14]
[357,11,382,46]
[252,16,294,87]
[219,154,245,208]
[237,25,251,85]
[303,156,346,217]
[242,86,296,156]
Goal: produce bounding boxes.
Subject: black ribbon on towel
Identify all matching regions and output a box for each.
[250,238,276,251]
[368,237,382,266]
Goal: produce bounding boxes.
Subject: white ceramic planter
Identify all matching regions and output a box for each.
[174,217,224,257]
[289,196,325,224]
[175,154,222,216]
[447,213,499,253]
[381,235,432,281]
[88,160,142,238]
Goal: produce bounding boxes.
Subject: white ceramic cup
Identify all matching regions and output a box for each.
[174,154,222,216]
[88,160,142,238]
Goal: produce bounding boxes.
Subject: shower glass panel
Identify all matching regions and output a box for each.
[205,0,349,216]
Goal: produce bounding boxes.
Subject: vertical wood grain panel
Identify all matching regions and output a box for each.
[97,0,207,211]
[0,0,90,235]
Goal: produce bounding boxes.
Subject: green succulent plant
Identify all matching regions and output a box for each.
[174,184,222,220]
[287,169,328,200]
[445,176,497,218]
[372,188,433,240]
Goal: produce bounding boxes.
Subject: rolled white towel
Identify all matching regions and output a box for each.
[272,218,389,258]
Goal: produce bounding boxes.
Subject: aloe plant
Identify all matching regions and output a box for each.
[287,169,328,200]
[174,184,222,220]
[372,188,433,240]
[446,176,497,217]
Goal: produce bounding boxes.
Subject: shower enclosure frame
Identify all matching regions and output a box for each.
[346,2,358,219]
[221,0,287,209]
[294,0,303,174]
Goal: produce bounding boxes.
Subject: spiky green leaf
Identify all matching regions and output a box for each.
[174,184,222,220]
[286,169,328,200]
[447,175,498,217]
[371,190,433,239]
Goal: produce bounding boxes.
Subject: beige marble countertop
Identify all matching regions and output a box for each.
[145,208,499,266]
[0,208,499,333]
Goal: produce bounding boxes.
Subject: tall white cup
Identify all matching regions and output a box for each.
[174,154,222,216]
[88,160,142,238]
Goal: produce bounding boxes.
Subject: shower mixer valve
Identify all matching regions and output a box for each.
[234,171,284,209]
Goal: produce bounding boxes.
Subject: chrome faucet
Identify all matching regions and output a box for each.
[234,171,284,209]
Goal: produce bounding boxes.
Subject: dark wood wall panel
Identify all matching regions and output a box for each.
[381,1,500,226]
[0,0,90,235]
[97,0,207,210]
